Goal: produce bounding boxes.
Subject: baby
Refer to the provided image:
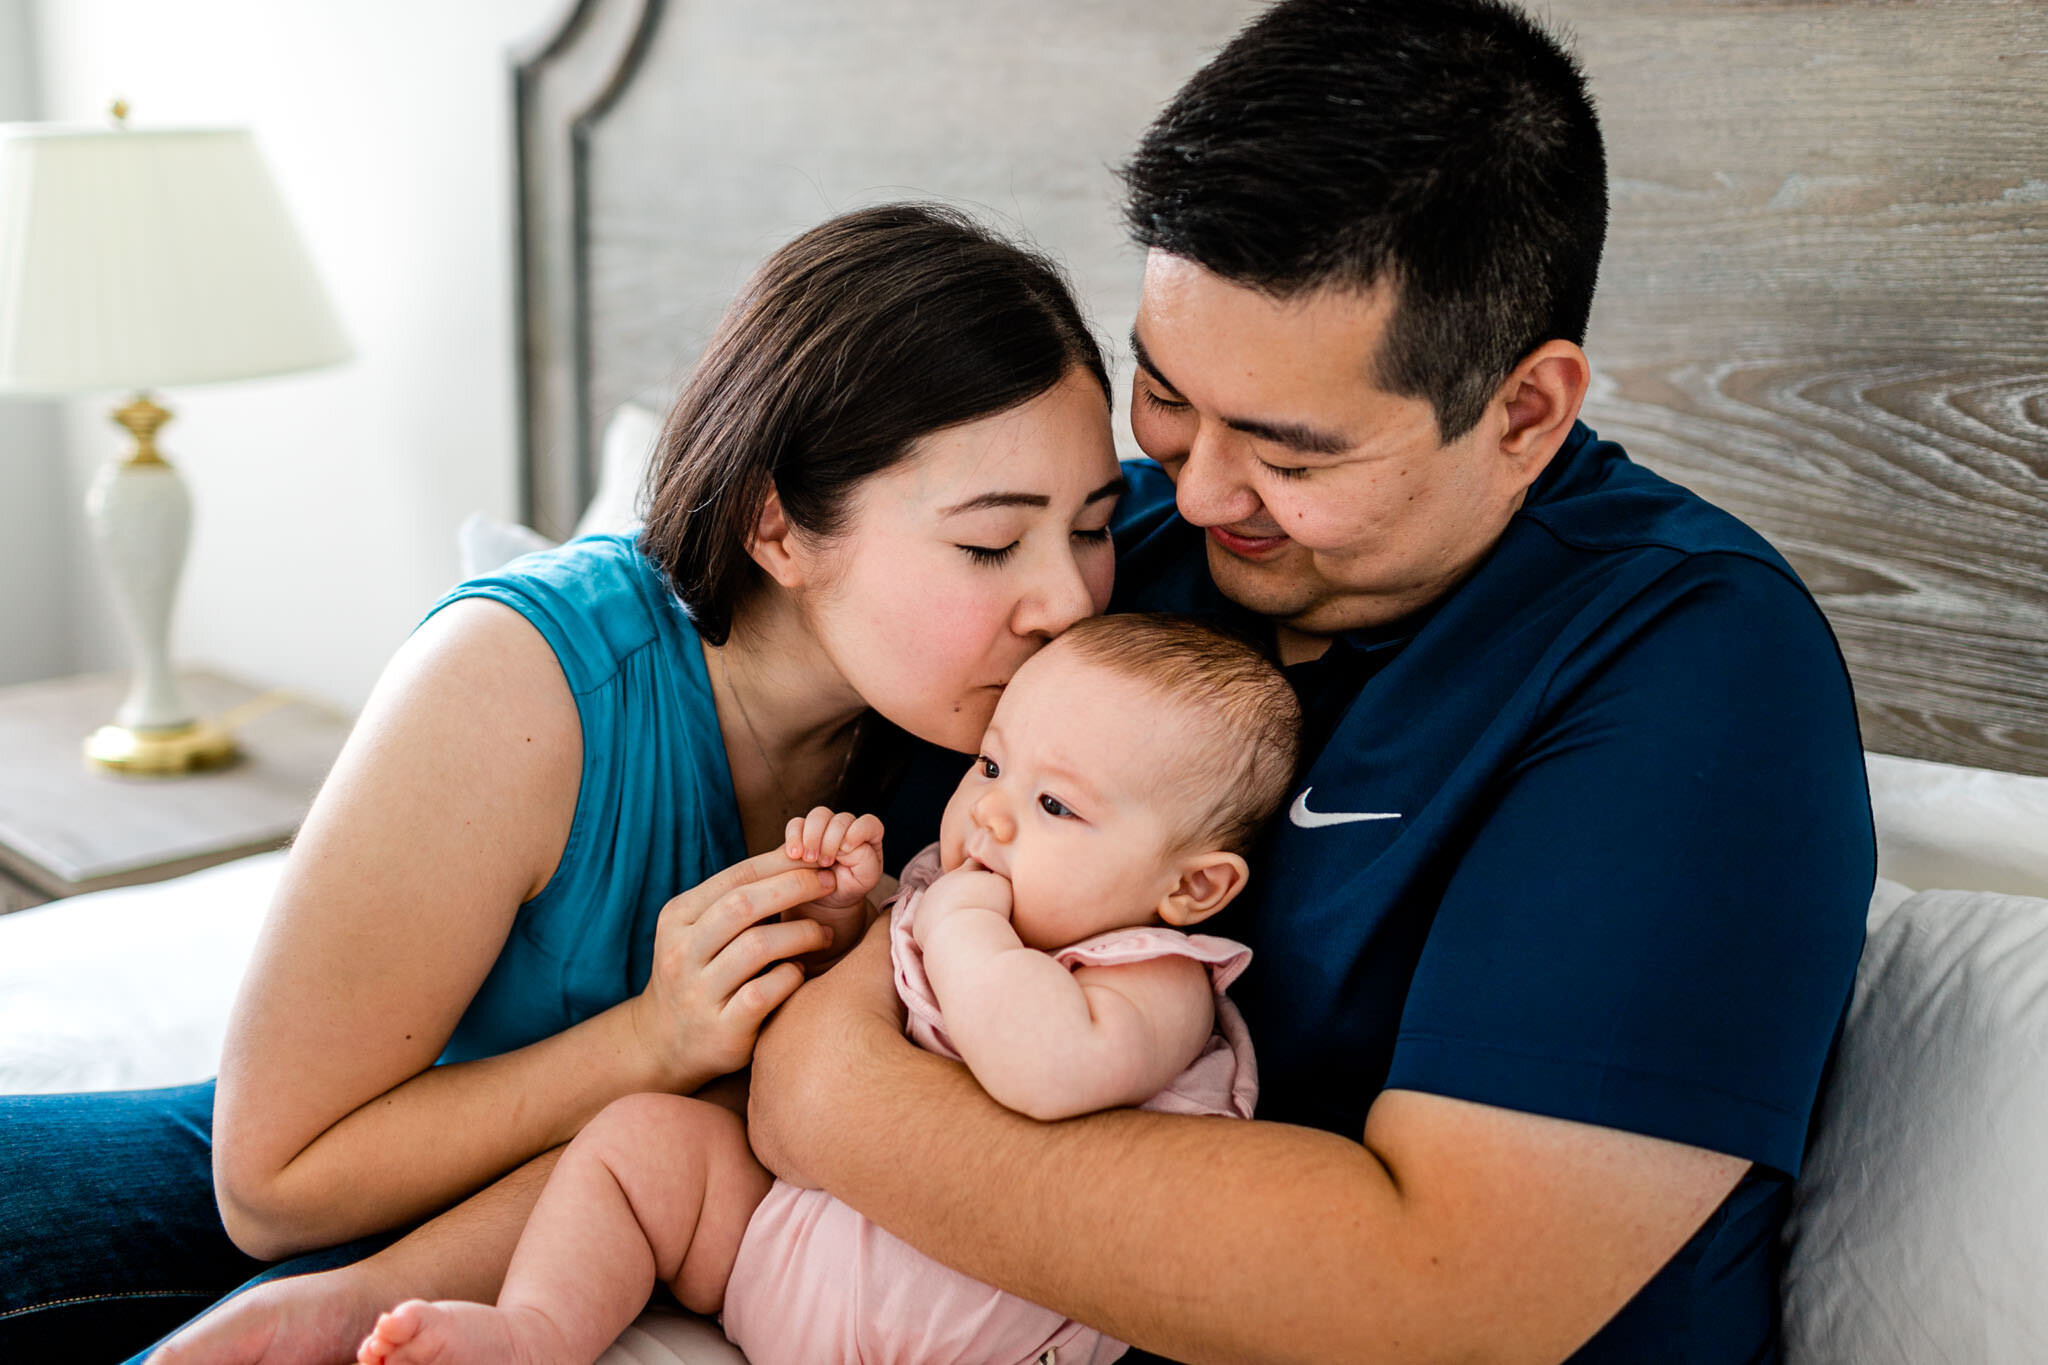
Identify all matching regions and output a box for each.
[357,612,1301,1365]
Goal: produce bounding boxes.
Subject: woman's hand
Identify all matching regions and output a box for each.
[631,848,842,1092]
[781,808,886,963]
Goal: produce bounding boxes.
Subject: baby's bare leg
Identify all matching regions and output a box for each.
[357,1093,771,1365]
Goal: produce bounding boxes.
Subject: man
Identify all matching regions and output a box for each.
[749,1,1875,1361]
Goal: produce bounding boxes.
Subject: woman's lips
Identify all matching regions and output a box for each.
[1208,525,1291,559]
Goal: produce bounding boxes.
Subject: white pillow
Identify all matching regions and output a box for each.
[455,510,554,580]
[1866,751,2048,899]
[574,400,663,540]
[1781,881,2048,1364]
[455,401,664,580]
[0,852,283,1094]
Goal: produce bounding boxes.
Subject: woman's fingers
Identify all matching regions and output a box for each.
[702,918,833,999]
[661,846,815,928]
[721,960,807,1033]
[679,867,835,967]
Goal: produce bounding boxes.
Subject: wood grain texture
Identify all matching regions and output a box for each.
[571,0,1264,463]
[1550,0,2048,773]
[519,0,2048,773]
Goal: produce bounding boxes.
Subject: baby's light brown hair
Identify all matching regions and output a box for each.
[1052,613,1302,854]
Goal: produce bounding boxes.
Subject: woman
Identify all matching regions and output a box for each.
[0,202,1124,1364]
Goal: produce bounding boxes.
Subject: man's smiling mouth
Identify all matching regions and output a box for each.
[1208,525,1291,558]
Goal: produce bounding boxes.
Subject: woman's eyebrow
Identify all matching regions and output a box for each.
[941,475,1127,518]
[943,491,1049,515]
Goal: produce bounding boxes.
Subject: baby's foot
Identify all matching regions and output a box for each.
[356,1299,571,1365]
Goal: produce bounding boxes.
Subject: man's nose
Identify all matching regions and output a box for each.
[972,788,1016,842]
[1172,427,1261,528]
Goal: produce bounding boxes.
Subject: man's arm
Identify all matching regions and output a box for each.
[751,924,1746,1365]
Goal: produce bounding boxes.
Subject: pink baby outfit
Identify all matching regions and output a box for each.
[720,844,1258,1365]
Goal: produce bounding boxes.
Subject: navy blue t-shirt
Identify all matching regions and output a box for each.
[887,423,1874,1364]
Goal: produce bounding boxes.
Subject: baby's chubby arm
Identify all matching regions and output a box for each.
[913,868,1216,1123]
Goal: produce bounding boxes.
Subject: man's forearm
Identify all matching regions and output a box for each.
[782,1021,1411,1363]
[354,1144,566,1306]
[752,939,1413,1363]
[752,917,1735,1364]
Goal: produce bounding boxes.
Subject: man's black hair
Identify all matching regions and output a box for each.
[1122,0,1607,440]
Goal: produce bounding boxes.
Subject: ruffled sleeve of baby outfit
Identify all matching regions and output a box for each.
[886,843,958,1059]
[1054,927,1259,1120]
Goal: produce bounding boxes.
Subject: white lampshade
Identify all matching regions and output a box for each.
[0,124,351,394]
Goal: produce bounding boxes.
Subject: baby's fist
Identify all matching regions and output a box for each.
[917,863,1015,942]
[783,808,884,911]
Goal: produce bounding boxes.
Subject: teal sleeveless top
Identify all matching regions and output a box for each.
[419,534,747,1063]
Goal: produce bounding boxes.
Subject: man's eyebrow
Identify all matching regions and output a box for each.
[1129,329,1177,393]
[942,475,1127,518]
[1130,327,1353,457]
[1224,414,1352,457]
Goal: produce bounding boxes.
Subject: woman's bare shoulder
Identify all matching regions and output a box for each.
[316,595,584,902]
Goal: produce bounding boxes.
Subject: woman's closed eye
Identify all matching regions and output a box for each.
[959,541,1019,566]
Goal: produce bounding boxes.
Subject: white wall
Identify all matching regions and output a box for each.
[0,0,73,686]
[28,0,564,711]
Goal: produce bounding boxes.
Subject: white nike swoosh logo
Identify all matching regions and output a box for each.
[1288,787,1402,829]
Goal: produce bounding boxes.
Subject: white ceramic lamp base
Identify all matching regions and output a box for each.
[81,398,237,774]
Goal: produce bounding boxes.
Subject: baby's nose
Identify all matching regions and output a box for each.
[972,789,1016,841]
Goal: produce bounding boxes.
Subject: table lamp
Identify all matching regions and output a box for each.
[0,102,350,773]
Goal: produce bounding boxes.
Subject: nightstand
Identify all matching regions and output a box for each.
[0,670,354,913]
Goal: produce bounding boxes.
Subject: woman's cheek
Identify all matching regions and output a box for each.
[1083,546,1116,613]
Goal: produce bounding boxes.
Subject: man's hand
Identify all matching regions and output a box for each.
[749,913,905,1190]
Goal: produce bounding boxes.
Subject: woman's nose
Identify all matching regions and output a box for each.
[1012,543,1097,640]
[972,788,1016,842]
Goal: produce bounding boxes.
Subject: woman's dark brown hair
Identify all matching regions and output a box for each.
[639,202,1111,644]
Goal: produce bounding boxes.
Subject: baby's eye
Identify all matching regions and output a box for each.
[1038,793,1075,819]
[978,755,999,779]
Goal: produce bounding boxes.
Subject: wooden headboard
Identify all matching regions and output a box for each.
[513,0,2048,776]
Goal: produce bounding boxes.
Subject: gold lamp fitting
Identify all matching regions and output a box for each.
[86,718,239,774]
[112,394,172,467]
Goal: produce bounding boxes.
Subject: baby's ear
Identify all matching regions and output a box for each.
[1157,851,1250,929]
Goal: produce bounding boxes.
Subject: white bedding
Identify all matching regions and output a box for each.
[0,851,279,1095]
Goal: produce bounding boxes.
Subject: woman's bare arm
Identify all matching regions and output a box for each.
[213,599,832,1259]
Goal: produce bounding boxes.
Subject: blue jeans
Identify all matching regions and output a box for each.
[0,1081,403,1365]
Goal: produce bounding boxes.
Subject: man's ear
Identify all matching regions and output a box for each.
[745,484,808,590]
[1157,850,1250,929]
[1493,338,1591,487]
